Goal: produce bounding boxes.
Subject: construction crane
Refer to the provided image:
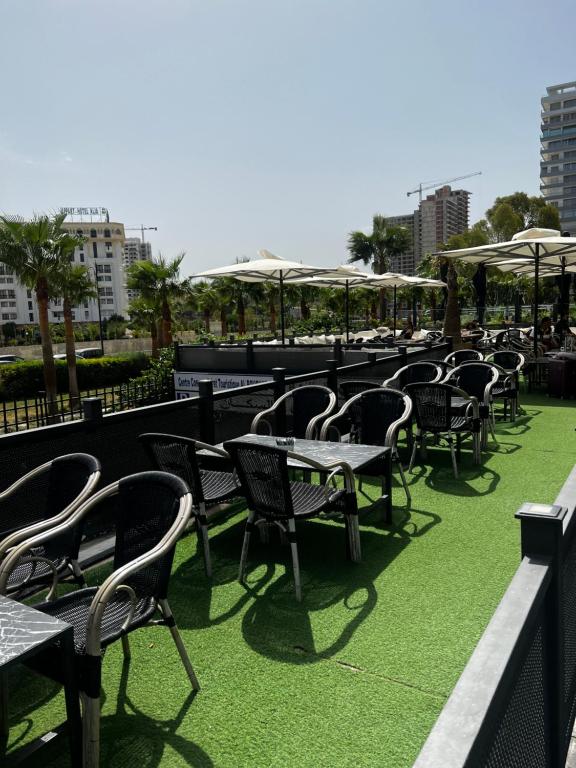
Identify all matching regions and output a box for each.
[125,225,158,243]
[407,171,482,201]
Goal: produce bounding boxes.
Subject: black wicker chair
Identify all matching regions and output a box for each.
[484,351,525,420]
[320,388,413,504]
[444,349,483,366]
[224,440,359,601]
[382,362,443,391]
[0,472,199,768]
[405,383,480,479]
[139,433,242,577]
[443,362,499,450]
[0,453,101,598]
[418,359,454,377]
[250,385,337,440]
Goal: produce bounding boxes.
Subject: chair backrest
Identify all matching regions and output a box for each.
[404,383,454,432]
[0,453,101,542]
[485,350,524,373]
[344,388,411,447]
[139,433,205,504]
[444,363,497,403]
[224,441,293,519]
[418,359,454,377]
[287,386,335,438]
[114,472,190,600]
[445,349,483,366]
[339,379,381,401]
[386,362,442,389]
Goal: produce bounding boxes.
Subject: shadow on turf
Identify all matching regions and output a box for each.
[234,521,409,664]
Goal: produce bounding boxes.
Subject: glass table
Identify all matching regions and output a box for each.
[211,433,393,522]
[0,594,81,767]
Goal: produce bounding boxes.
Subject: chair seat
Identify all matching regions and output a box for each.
[290,482,347,519]
[38,586,157,654]
[492,385,516,398]
[6,547,69,592]
[450,415,474,431]
[200,470,241,505]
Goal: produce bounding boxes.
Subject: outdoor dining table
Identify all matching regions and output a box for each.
[207,433,393,522]
[0,594,81,767]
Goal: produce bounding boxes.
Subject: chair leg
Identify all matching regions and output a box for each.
[70,559,87,588]
[511,397,517,422]
[408,429,420,473]
[121,635,131,660]
[238,510,256,583]
[395,453,411,505]
[159,599,201,691]
[197,505,212,578]
[81,690,101,768]
[448,434,458,479]
[287,518,302,602]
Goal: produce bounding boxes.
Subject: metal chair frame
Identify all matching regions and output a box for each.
[443,362,499,450]
[0,472,198,768]
[139,433,242,577]
[250,385,337,440]
[225,440,359,602]
[405,382,481,479]
[444,349,484,366]
[382,362,443,391]
[320,388,413,504]
[0,454,101,597]
[484,351,525,421]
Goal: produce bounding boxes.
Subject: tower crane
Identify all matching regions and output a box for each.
[125,225,158,242]
[406,171,482,201]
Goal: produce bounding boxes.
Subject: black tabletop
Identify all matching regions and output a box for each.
[0,594,70,668]
[222,434,389,472]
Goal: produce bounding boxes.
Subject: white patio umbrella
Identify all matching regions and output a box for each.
[191,250,333,343]
[363,273,446,334]
[440,228,576,355]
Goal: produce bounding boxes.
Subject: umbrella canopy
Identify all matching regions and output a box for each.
[363,273,446,333]
[440,228,576,355]
[191,250,333,343]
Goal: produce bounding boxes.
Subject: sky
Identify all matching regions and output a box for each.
[1,0,575,276]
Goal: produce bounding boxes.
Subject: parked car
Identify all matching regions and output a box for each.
[54,348,104,361]
[0,354,25,364]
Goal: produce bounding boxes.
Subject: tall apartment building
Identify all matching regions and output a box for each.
[124,237,153,304]
[418,186,470,261]
[385,185,470,275]
[541,81,576,236]
[0,209,128,326]
[385,213,420,274]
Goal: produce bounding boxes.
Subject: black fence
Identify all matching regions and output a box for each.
[413,466,576,768]
[0,376,173,435]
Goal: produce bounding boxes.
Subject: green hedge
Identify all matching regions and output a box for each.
[0,354,151,399]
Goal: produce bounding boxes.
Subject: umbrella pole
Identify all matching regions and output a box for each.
[412,291,417,328]
[393,286,397,336]
[533,244,539,359]
[345,280,350,343]
[280,271,285,345]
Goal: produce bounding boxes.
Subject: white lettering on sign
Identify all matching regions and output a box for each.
[174,371,271,392]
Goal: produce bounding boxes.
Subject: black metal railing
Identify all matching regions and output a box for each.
[413,466,576,768]
[0,376,173,434]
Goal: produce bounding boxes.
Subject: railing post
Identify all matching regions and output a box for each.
[516,502,568,768]
[272,367,286,435]
[445,335,454,353]
[246,339,255,372]
[82,397,103,423]
[334,338,343,365]
[326,359,338,395]
[398,345,408,365]
[173,341,180,371]
[367,351,377,366]
[198,379,215,444]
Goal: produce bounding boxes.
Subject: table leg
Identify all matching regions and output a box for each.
[382,452,393,524]
[60,629,82,768]
[0,669,8,738]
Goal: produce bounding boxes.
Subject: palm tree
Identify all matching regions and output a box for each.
[53,264,97,409]
[126,254,185,349]
[348,215,412,319]
[0,213,83,416]
[128,297,161,357]
[188,282,220,334]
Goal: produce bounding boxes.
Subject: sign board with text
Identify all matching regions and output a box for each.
[174,371,271,399]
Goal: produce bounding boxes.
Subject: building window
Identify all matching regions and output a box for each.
[93,242,98,259]
[104,229,111,238]
[29,313,34,321]
[28,301,33,310]
[90,229,97,238]
[80,253,85,262]
[105,241,112,249]
[85,310,89,319]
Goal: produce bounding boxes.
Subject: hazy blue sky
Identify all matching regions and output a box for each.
[1,0,575,275]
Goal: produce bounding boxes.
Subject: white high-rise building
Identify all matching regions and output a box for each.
[124,237,153,304]
[0,209,129,326]
[541,81,576,236]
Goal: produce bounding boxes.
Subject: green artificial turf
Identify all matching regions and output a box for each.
[7,393,576,767]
